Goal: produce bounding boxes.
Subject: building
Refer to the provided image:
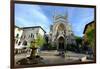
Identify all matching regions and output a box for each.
[83,21,95,36]
[15,26,23,47]
[83,21,95,43]
[83,21,95,52]
[15,26,46,49]
[49,13,76,51]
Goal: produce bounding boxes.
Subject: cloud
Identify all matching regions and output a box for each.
[15,4,94,36]
[15,4,50,33]
[67,7,94,36]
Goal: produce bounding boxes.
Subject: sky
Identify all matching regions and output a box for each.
[15,3,94,37]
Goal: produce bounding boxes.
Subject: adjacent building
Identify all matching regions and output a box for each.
[15,26,23,47]
[83,21,95,51]
[15,26,46,49]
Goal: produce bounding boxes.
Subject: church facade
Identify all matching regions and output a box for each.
[49,13,76,51]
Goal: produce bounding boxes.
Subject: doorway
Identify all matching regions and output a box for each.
[58,37,64,50]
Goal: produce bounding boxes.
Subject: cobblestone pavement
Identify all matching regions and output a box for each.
[15,50,93,67]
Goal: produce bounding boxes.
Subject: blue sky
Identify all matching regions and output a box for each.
[15,4,94,37]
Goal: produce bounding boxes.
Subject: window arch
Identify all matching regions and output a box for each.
[57,23,65,31]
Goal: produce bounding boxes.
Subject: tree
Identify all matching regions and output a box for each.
[75,36,82,45]
[35,34,46,48]
[29,34,46,57]
[83,23,95,55]
[86,29,95,52]
[75,36,82,52]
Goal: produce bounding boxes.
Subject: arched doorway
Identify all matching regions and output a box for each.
[58,37,65,50]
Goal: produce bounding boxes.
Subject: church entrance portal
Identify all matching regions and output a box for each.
[58,37,64,50]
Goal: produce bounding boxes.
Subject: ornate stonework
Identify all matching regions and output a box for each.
[49,13,76,50]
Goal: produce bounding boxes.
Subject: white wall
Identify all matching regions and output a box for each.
[20,27,45,45]
[15,27,23,42]
[38,28,45,36]
[0,0,100,69]
[21,28,38,43]
[15,28,23,38]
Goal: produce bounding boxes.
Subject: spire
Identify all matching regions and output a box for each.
[53,9,56,23]
[53,8,68,24]
[65,8,68,22]
[64,8,68,20]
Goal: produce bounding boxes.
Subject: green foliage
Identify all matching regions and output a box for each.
[35,34,46,48]
[86,29,95,48]
[86,29,95,41]
[75,36,82,45]
[47,43,56,50]
[29,34,46,48]
[67,44,77,51]
[29,42,34,49]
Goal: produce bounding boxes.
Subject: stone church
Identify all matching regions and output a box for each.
[49,12,76,51]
